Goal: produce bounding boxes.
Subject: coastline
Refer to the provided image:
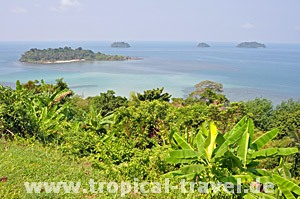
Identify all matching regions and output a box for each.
[21,57,142,64]
[21,59,86,64]
[44,59,86,64]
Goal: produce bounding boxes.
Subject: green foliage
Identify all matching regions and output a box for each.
[92,136,172,181]
[0,85,39,138]
[270,99,300,136]
[60,109,113,157]
[136,87,172,102]
[90,90,128,116]
[114,100,170,148]
[1,79,300,198]
[21,78,70,94]
[165,117,299,198]
[0,81,72,142]
[189,80,228,105]
[243,98,273,131]
[19,46,129,63]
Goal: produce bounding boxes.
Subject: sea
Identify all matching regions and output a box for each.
[0,41,300,105]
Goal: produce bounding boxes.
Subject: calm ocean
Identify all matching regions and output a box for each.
[0,41,299,104]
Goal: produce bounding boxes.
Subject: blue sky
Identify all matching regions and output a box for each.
[1,0,300,42]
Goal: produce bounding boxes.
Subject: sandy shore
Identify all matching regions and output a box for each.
[21,57,143,64]
[42,59,86,64]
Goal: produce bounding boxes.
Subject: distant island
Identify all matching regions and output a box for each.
[197,43,210,47]
[236,42,266,48]
[111,42,130,48]
[20,47,131,64]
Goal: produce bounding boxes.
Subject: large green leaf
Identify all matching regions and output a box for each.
[237,130,250,168]
[195,132,206,159]
[224,115,247,139]
[169,149,199,159]
[204,122,218,161]
[273,174,300,198]
[252,148,298,159]
[180,164,205,175]
[252,148,277,159]
[196,123,207,147]
[248,118,254,143]
[173,132,193,150]
[166,149,198,164]
[213,117,247,160]
[237,119,253,168]
[276,148,298,156]
[252,129,279,150]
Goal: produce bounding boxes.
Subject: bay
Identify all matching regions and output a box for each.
[0,41,299,104]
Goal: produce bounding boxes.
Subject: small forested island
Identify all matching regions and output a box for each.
[236,41,266,48]
[19,47,130,64]
[197,42,210,47]
[111,42,131,48]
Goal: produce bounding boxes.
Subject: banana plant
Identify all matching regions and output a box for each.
[82,106,113,135]
[165,116,299,198]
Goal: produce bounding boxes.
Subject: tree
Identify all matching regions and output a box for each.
[54,78,69,92]
[91,90,128,116]
[21,78,71,96]
[269,99,300,136]
[189,80,228,104]
[243,98,273,131]
[136,87,172,102]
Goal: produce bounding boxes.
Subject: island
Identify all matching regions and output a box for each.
[197,42,210,47]
[111,42,130,48]
[19,47,131,64]
[236,42,266,48]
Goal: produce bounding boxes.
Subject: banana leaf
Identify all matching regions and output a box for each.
[173,132,193,150]
[251,129,279,150]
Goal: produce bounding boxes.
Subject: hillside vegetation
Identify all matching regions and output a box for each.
[0,79,299,198]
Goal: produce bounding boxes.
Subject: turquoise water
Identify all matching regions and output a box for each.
[0,41,300,104]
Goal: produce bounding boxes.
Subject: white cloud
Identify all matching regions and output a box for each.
[12,7,28,14]
[61,0,80,7]
[59,0,80,10]
[241,23,255,29]
[51,0,81,12]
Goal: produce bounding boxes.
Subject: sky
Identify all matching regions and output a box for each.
[0,0,300,43]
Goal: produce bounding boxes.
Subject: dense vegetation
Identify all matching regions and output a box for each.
[20,47,130,63]
[0,79,299,198]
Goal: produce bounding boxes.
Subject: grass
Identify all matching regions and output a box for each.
[0,138,236,199]
[0,139,187,199]
[0,138,110,199]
